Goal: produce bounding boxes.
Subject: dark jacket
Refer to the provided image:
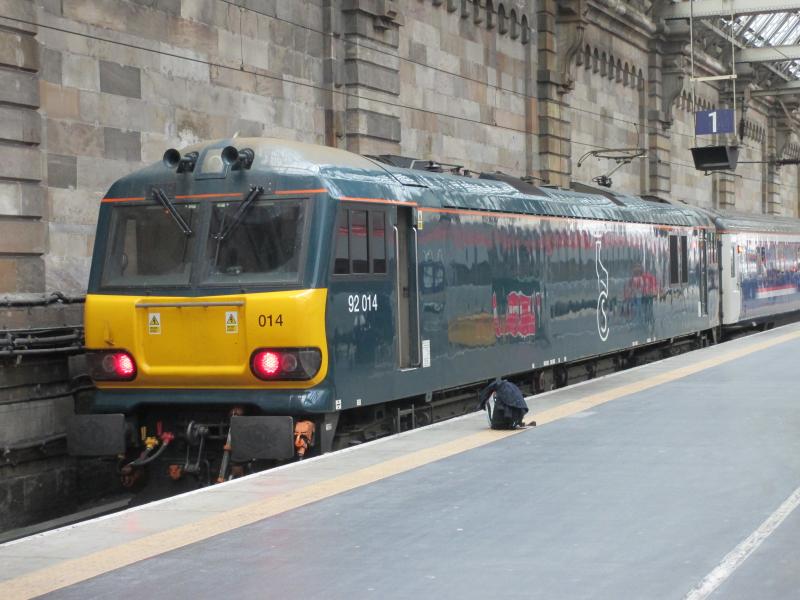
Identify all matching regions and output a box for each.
[479,379,528,428]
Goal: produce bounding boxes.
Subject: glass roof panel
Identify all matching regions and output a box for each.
[723,11,800,80]
[758,14,784,41]
[771,16,797,45]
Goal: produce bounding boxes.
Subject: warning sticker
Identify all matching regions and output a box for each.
[148,312,161,335]
[225,311,239,334]
[422,339,431,368]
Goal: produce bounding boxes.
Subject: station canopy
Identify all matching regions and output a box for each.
[659,1,800,107]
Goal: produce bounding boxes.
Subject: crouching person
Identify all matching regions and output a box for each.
[479,378,529,429]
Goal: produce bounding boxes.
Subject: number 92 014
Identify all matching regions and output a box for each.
[348,293,378,313]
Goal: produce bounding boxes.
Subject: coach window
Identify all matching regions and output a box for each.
[680,235,688,283]
[669,234,689,285]
[669,236,679,285]
[333,206,387,276]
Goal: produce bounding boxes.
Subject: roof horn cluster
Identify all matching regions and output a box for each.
[162,149,199,173]
[162,146,256,173]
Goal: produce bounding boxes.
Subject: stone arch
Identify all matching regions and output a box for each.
[615,59,623,83]
[486,0,495,29]
[600,52,607,77]
[473,0,483,24]
[460,0,470,19]
[583,44,591,69]
[623,62,630,86]
[520,14,529,44]
[509,9,518,39]
[593,48,600,73]
[498,3,508,34]
[637,68,644,91]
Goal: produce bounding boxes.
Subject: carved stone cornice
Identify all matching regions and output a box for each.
[585,0,656,52]
[557,0,588,92]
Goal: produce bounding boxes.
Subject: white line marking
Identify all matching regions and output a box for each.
[684,485,800,600]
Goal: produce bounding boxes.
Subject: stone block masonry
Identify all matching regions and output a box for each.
[0,2,45,294]
[0,0,797,296]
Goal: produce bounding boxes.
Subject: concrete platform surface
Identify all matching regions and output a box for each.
[1,324,799,600]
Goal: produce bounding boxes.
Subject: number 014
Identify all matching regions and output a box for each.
[258,314,283,327]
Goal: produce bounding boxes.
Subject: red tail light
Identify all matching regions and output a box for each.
[250,348,321,381]
[87,350,138,381]
[253,351,281,378]
[113,353,136,378]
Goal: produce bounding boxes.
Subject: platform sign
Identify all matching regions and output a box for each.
[695,109,734,135]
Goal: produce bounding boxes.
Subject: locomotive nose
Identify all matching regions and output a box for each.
[135,298,250,380]
[84,289,329,389]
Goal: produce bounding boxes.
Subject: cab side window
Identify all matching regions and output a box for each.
[334,210,350,275]
[333,207,387,276]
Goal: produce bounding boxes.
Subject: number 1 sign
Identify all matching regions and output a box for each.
[695,109,734,135]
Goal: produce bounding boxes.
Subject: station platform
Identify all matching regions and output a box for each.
[2,324,800,600]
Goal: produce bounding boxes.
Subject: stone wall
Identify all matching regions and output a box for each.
[34,0,328,293]
[570,33,647,192]
[396,1,533,174]
[0,0,797,299]
[735,110,768,215]
[0,1,45,294]
[0,301,115,535]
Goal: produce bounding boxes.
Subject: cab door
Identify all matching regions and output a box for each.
[394,206,420,368]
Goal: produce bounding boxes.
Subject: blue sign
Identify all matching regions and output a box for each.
[695,109,735,135]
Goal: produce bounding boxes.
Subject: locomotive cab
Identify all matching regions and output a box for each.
[69,139,358,485]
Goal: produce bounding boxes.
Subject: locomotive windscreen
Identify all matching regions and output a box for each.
[205,199,305,285]
[101,203,200,288]
[99,199,307,290]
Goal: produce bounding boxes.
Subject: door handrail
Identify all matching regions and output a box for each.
[393,225,402,367]
[412,227,422,367]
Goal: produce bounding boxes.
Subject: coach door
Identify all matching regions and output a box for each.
[394,207,420,368]
[699,230,709,316]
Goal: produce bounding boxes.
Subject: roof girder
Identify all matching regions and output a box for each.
[750,79,800,95]
[736,45,800,62]
[659,1,800,20]
[698,20,793,81]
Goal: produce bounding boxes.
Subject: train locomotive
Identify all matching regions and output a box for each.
[68,137,800,489]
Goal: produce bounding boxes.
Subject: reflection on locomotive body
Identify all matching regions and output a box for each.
[623,263,658,325]
[492,288,542,338]
[421,259,446,314]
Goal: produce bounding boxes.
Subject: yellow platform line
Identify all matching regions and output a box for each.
[528,329,800,427]
[2,328,799,600]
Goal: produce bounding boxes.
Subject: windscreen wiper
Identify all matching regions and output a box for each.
[152,187,193,236]
[212,185,264,241]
